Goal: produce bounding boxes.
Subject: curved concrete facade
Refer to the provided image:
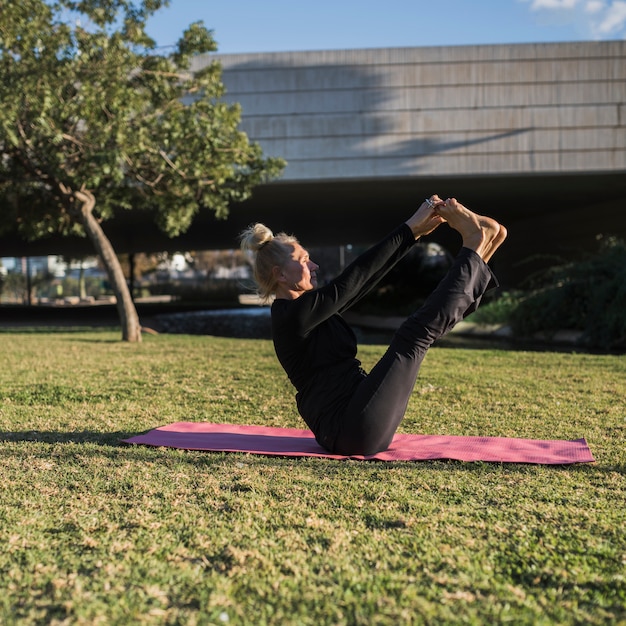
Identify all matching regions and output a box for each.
[192,41,625,181]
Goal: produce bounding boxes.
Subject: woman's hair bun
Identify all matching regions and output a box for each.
[239,223,274,253]
[237,223,299,301]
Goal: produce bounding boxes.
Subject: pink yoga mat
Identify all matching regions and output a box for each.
[122,422,595,465]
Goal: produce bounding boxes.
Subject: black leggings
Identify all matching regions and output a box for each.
[332,247,496,455]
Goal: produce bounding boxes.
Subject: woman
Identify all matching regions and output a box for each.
[239,196,507,456]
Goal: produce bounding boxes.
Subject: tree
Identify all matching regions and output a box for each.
[0,0,284,341]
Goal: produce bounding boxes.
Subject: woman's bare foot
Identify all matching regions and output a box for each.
[436,198,507,262]
[483,223,507,263]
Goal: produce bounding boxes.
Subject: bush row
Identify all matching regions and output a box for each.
[473,237,626,350]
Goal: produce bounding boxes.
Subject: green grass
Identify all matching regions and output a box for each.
[0,330,624,625]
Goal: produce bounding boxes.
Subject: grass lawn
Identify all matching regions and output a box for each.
[0,330,624,625]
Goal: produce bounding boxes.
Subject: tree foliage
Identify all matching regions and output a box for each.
[0,0,284,235]
[0,0,285,340]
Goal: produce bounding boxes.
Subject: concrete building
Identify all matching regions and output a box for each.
[197,41,626,284]
[2,41,625,285]
[201,41,625,182]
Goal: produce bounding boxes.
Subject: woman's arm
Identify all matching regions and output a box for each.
[287,224,415,335]
[283,199,446,336]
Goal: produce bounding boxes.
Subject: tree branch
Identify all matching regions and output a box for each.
[159,149,187,178]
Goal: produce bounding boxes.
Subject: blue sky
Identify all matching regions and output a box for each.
[145,0,626,54]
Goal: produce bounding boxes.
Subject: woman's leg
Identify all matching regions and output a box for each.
[332,248,495,455]
[332,199,507,455]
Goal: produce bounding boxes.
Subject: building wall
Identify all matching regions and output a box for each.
[192,41,626,181]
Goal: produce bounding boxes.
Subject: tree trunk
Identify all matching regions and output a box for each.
[129,252,136,300]
[72,189,142,342]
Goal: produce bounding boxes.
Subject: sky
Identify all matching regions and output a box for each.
[145,0,626,55]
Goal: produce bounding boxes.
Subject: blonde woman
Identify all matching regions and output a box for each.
[239,196,506,456]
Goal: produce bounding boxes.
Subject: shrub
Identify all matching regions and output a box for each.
[508,237,626,350]
[469,290,524,325]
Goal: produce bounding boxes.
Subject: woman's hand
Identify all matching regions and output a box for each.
[405,195,446,239]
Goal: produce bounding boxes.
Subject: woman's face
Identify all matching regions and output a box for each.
[280,243,319,293]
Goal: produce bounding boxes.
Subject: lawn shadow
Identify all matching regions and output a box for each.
[1,429,620,474]
[0,429,138,446]
[0,326,116,333]
[64,337,126,344]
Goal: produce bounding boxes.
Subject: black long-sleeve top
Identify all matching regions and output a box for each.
[271,224,417,447]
